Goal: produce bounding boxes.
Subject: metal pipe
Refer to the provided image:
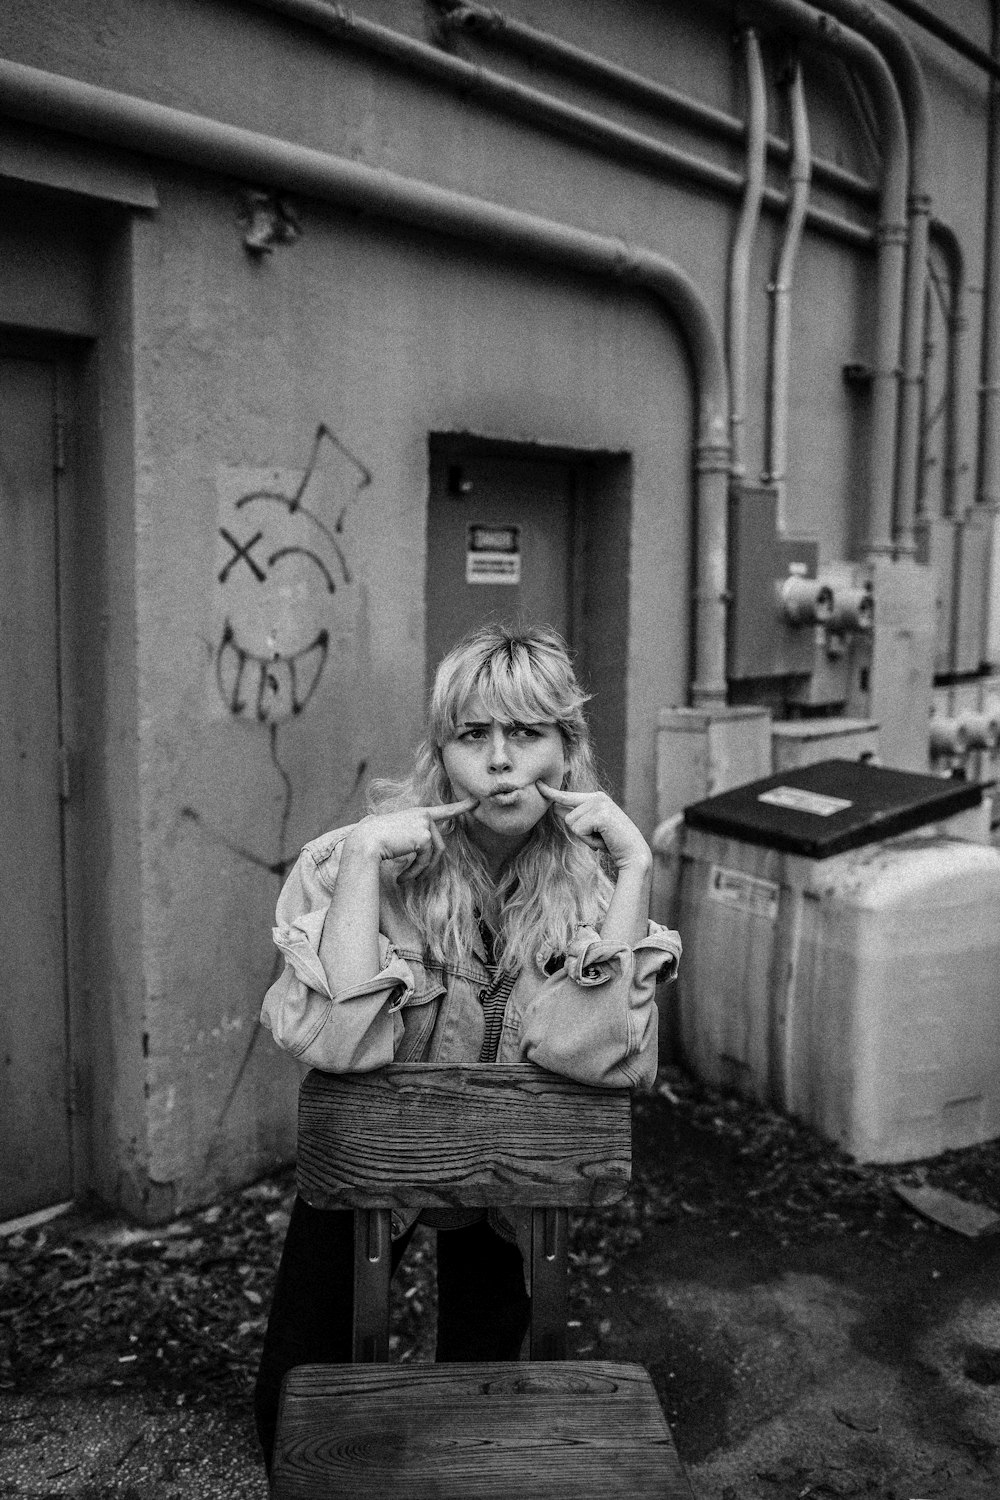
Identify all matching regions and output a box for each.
[438,0,877,208]
[929,220,966,522]
[766,58,811,528]
[727,29,768,478]
[978,2,1000,516]
[243,0,873,248]
[977,3,1000,668]
[0,55,731,704]
[247,0,735,195]
[435,0,915,546]
[914,277,933,522]
[747,0,909,558]
[877,0,1000,81]
[808,0,933,554]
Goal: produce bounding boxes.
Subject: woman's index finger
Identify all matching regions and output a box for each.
[535,781,588,805]
[426,796,479,819]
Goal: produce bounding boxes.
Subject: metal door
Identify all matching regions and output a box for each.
[0,355,72,1221]
[425,446,575,685]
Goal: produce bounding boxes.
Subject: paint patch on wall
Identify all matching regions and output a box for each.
[211,424,370,723]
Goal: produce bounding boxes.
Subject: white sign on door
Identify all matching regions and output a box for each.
[466,524,521,585]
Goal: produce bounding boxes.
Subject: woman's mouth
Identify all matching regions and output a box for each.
[487,786,522,806]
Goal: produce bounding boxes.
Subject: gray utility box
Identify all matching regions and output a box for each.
[676,760,1000,1163]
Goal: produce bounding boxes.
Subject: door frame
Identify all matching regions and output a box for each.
[426,432,633,801]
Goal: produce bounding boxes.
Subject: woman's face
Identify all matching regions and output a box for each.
[441,692,567,854]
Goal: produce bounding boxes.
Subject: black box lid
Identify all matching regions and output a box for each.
[682,759,982,859]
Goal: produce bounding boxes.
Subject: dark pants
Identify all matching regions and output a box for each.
[253,1197,531,1472]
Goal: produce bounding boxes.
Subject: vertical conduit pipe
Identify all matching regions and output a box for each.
[728,28,768,479]
[0,56,731,705]
[930,221,966,524]
[748,0,909,557]
[978,1,1000,517]
[977,2,1000,665]
[929,221,967,672]
[766,59,812,528]
[806,0,932,553]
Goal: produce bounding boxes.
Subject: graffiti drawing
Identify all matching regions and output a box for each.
[215,620,330,721]
[193,423,374,1159]
[213,422,370,724]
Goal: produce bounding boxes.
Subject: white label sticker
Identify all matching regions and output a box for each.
[708,865,779,921]
[467,524,521,585]
[758,786,853,817]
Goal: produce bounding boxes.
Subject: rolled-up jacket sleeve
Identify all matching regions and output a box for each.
[260,839,415,1072]
[518,919,681,1090]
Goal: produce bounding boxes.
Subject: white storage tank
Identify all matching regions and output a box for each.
[676,760,1000,1163]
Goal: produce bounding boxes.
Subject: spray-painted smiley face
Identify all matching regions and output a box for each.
[213,425,370,725]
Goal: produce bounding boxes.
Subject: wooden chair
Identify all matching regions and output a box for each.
[271,1062,692,1499]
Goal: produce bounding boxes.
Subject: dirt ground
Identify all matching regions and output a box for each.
[3,1065,1000,1499]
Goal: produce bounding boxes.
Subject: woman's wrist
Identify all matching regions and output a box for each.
[613,842,653,876]
[341,822,386,864]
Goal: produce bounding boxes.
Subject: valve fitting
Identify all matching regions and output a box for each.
[779,574,834,627]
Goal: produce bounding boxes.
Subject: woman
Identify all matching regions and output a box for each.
[254,623,681,1468]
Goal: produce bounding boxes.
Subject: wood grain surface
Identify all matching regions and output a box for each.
[272,1360,693,1499]
[296,1064,632,1210]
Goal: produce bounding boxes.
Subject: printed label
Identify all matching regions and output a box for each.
[467,524,521,585]
[708,865,779,921]
[758,785,853,817]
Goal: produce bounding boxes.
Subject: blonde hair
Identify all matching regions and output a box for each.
[369,624,613,972]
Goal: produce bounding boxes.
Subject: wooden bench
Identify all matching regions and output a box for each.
[271,1062,692,1499]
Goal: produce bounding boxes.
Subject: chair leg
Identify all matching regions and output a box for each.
[528,1206,568,1360]
[352,1208,391,1362]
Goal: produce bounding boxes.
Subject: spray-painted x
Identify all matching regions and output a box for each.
[218,527,266,584]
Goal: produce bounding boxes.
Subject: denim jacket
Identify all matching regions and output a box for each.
[260,823,682,1092]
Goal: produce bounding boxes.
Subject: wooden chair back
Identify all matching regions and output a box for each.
[295,1062,632,1361]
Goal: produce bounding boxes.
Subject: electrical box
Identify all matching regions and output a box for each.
[727,485,822,680]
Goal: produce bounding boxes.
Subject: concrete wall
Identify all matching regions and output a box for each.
[0,0,995,1215]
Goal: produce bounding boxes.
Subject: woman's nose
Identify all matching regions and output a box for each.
[488,728,512,769]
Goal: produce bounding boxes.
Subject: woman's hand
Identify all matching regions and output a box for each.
[344,797,478,882]
[536,783,652,872]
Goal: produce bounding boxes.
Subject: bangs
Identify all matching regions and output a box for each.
[429,626,589,745]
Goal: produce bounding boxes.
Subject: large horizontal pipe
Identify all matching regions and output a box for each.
[244,0,874,249]
[0,55,731,704]
[438,0,878,208]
